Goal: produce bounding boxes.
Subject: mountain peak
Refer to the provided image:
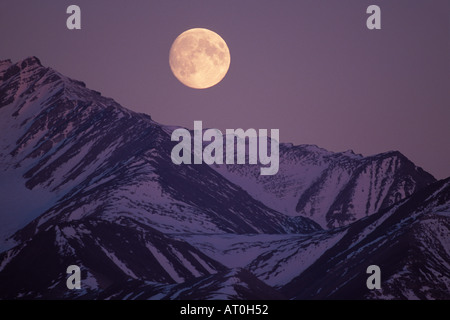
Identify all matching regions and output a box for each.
[381,150,403,158]
[0,56,46,84]
[19,56,42,68]
[0,59,12,66]
[342,149,355,155]
[0,59,12,77]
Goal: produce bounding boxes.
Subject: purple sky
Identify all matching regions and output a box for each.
[1,0,449,179]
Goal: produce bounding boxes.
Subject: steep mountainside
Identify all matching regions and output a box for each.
[213,144,435,228]
[0,57,318,242]
[178,179,450,299]
[281,178,450,299]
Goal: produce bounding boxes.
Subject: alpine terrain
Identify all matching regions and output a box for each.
[0,57,447,299]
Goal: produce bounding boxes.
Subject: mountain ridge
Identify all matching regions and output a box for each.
[0,57,447,300]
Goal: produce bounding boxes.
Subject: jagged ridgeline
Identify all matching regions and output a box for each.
[0,57,448,299]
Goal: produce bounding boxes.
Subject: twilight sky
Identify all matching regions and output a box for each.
[1,0,449,179]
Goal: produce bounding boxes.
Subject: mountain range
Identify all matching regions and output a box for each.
[0,57,448,299]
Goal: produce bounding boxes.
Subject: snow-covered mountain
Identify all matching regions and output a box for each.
[0,57,317,298]
[94,268,285,300]
[0,217,226,299]
[0,57,319,241]
[212,144,435,229]
[176,178,450,300]
[282,177,450,299]
[0,57,447,300]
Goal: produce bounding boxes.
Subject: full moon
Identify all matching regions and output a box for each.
[169,28,231,89]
